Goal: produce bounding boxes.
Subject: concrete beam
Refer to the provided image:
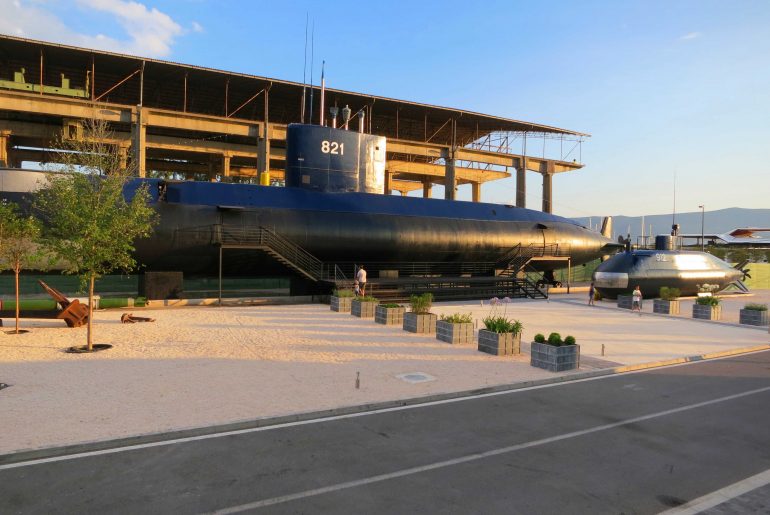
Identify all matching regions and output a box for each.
[388,138,448,159]
[387,160,508,183]
[516,159,526,209]
[0,90,132,123]
[422,179,432,198]
[472,182,481,203]
[444,157,456,200]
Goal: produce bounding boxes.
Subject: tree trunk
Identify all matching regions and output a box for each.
[87,274,95,351]
[14,268,20,334]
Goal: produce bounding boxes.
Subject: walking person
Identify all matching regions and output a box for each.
[631,285,642,315]
[588,281,596,306]
[356,265,367,296]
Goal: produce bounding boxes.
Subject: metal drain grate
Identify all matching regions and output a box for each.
[396,372,436,384]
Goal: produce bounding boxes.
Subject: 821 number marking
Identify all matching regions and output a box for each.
[321,140,344,155]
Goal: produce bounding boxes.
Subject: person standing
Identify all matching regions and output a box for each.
[588,281,596,306]
[632,285,642,315]
[356,265,367,296]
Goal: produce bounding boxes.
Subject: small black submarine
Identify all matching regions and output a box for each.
[593,235,744,299]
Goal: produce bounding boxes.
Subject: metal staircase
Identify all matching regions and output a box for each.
[213,225,325,281]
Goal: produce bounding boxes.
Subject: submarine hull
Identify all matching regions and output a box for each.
[2,168,614,277]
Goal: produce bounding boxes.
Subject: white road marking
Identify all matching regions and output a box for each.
[209,385,770,514]
[0,351,764,472]
[658,468,770,515]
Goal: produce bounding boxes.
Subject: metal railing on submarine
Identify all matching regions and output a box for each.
[179,224,560,301]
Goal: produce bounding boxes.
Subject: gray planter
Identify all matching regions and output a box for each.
[739,309,768,326]
[436,320,474,344]
[478,329,521,356]
[330,296,352,313]
[693,303,721,320]
[530,341,580,372]
[653,299,680,315]
[617,295,633,309]
[403,312,437,333]
[351,299,379,318]
[375,305,406,325]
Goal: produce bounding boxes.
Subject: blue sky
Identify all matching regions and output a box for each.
[2,0,769,218]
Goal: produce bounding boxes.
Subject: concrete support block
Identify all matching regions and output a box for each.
[516,164,526,208]
[444,158,456,200]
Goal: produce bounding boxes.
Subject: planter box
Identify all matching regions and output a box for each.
[330,296,352,313]
[436,320,474,344]
[617,295,633,310]
[403,312,437,334]
[739,309,768,326]
[375,305,406,325]
[693,303,721,320]
[530,341,580,372]
[478,329,521,356]
[351,299,379,318]
[653,299,680,315]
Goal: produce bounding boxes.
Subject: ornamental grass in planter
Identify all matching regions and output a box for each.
[530,332,580,372]
[375,303,406,325]
[477,297,523,356]
[351,295,379,318]
[436,313,474,344]
[693,295,721,320]
[403,293,436,333]
[739,303,768,326]
[330,289,354,312]
[653,287,681,315]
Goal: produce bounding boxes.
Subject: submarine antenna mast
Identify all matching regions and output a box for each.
[301,13,309,123]
[308,20,315,124]
[319,61,325,126]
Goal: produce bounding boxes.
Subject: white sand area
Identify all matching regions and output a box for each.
[1,293,768,455]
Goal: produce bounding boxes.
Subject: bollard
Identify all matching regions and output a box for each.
[601,344,605,356]
[355,371,360,389]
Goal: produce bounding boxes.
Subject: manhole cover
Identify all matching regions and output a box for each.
[396,372,436,384]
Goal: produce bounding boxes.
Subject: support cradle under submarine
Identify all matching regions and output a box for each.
[592,227,747,300]
[1,122,619,282]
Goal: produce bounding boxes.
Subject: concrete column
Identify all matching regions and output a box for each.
[472,182,481,202]
[257,135,270,181]
[222,153,231,179]
[131,107,146,177]
[118,144,129,171]
[542,163,554,213]
[516,157,527,208]
[444,156,456,200]
[422,179,432,198]
[0,130,10,167]
[384,170,392,195]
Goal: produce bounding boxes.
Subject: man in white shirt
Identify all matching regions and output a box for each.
[632,285,642,316]
[356,266,367,296]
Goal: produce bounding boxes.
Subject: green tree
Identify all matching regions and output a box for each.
[35,117,157,351]
[0,203,45,334]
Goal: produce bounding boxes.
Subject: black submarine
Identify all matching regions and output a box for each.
[0,123,618,284]
[592,233,745,299]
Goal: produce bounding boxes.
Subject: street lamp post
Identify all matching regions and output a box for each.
[698,205,705,252]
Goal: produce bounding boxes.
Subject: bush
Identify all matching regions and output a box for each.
[564,335,576,345]
[659,287,681,301]
[409,293,433,313]
[333,289,354,298]
[696,296,721,307]
[547,332,562,346]
[483,316,523,334]
[356,295,378,302]
[440,313,473,324]
[744,303,768,311]
[379,303,402,309]
[534,333,545,343]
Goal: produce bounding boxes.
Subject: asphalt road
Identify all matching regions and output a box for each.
[3,351,770,514]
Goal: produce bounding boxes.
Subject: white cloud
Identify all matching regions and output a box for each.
[191,21,203,33]
[679,32,702,41]
[0,0,184,57]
